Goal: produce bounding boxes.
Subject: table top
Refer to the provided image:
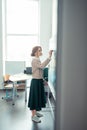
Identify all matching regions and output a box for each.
[9,73,32,82]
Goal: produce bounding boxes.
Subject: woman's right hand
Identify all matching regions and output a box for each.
[49,50,53,58]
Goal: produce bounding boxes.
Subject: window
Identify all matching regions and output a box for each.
[5,0,39,61]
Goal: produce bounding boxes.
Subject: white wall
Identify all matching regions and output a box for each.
[0,0,3,85]
[5,61,25,75]
[39,0,52,60]
[55,0,87,130]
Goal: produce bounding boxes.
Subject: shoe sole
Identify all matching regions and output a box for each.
[36,115,43,118]
[32,119,41,123]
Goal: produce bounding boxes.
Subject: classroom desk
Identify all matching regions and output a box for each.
[9,73,31,105]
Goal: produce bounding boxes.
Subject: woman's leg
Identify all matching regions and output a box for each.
[31,110,36,117]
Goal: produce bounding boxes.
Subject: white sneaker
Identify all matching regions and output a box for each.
[32,115,41,123]
[36,112,43,117]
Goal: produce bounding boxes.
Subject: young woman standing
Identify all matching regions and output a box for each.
[28,46,53,123]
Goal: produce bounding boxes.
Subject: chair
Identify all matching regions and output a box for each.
[2,74,13,100]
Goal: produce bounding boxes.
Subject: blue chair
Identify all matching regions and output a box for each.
[2,74,14,100]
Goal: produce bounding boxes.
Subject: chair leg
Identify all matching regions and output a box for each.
[2,89,13,100]
[14,88,19,97]
[2,87,19,101]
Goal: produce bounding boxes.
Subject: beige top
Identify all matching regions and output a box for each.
[32,57,51,79]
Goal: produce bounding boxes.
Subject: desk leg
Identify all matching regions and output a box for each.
[25,80,27,102]
[12,82,16,105]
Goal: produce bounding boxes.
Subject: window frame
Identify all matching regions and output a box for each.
[4,0,40,61]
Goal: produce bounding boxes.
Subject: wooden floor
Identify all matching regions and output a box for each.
[0,88,54,130]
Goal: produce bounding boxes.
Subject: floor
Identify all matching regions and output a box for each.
[0,87,55,130]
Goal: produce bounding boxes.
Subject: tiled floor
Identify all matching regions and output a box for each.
[0,88,54,130]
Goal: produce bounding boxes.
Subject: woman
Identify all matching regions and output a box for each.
[28,46,53,123]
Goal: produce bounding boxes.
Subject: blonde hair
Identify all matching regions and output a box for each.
[31,46,42,56]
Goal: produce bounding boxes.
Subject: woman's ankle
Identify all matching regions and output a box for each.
[31,110,36,117]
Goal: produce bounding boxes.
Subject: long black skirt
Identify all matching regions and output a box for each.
[28,79,46,111]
